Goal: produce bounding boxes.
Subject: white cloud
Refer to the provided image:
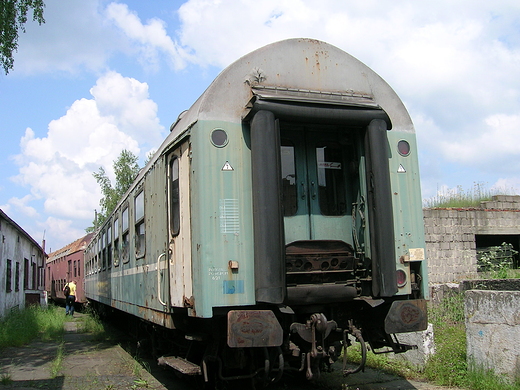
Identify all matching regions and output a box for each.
[13,0,119,75]
[105,2,192,71]
[440,114,520,168]
[12,71,164,225]
[40,216,87,254]
[4,195,39,218]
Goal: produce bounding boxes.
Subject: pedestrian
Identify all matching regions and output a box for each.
[64,280,77,316]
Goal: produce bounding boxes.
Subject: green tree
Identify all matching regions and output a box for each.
[88,149,140,232]
[0,0,45,74]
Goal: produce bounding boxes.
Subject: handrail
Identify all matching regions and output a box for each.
[157,252,167,306]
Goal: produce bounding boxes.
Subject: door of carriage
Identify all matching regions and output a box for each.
[280,123,354,245]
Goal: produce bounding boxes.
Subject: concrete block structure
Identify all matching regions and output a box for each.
[424,195,520,284]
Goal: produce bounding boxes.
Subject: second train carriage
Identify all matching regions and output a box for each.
[46,233,92,305]
[85,38,428,382]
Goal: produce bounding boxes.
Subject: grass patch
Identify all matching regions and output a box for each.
[423,182,517,208]
[77,306,108,340]
[50,341,65,378]
[0,372,12,385]
[0,305,66,349]
[345,343,419,379]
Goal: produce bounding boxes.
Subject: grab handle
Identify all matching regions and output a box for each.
[157,253,167,306]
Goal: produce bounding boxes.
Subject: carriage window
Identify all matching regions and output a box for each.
[122,207,130,263]
[135,191,145,258]
[113,217,120,267]
[281,140,297,216]
[97,239,101,272]
[107,225,112,269]
[316,142,347,216]
[170,157,180,236]
[102,230,107,270]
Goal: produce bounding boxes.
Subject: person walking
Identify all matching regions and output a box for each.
[64,280,77,316]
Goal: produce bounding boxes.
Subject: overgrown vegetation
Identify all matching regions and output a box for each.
[423,182,517,208]
[77,305,108,340]
[424,293,467,386]
[0,305,65,349]
[50,341,65,378]
[344,293,520,389]
[477,242,520,279]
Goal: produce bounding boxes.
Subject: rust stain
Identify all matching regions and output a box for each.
[183,295,194,308]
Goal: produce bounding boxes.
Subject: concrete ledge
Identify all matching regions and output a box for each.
[465,290,520,382]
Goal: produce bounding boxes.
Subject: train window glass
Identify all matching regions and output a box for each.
[122,207,129,232]
[135,190,145,258]
[135,223,145,258]
[122,207,130,264]
[107,225,112,269]
[281,140,297,216]
[114,217,120,267]
[170,157,180,236]
[316,142,347,216]
[135,191,144,221]
[102,230,107,270]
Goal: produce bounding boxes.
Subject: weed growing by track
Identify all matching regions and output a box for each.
[50,341,65,378]
[77,305,108,340]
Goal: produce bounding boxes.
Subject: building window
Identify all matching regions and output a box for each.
[32,262,37,289]
[135,191,145,258]
[15,262,20,292]
[6,259,12,292]
[24,258,29,289]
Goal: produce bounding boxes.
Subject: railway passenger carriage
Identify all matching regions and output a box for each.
[46,233,92,305]
[85,38,428,383]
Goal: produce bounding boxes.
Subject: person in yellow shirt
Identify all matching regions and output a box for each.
[63,280,77,316]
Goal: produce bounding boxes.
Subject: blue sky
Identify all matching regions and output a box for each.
[1,0,520,252]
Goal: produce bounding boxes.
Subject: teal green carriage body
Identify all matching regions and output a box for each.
[85,39,428,344]
[185,39,428,318]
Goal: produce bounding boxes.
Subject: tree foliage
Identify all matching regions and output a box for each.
[88,149,140,232]
[0,0,45,74]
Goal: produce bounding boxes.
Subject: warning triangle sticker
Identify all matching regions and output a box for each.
[397,164,406,173]
[222,161,234,171]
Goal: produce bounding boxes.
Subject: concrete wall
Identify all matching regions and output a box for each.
[465,289,520,382]
[424,195,520,284]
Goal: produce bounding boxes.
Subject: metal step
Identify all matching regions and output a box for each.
[157,356,202,375]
